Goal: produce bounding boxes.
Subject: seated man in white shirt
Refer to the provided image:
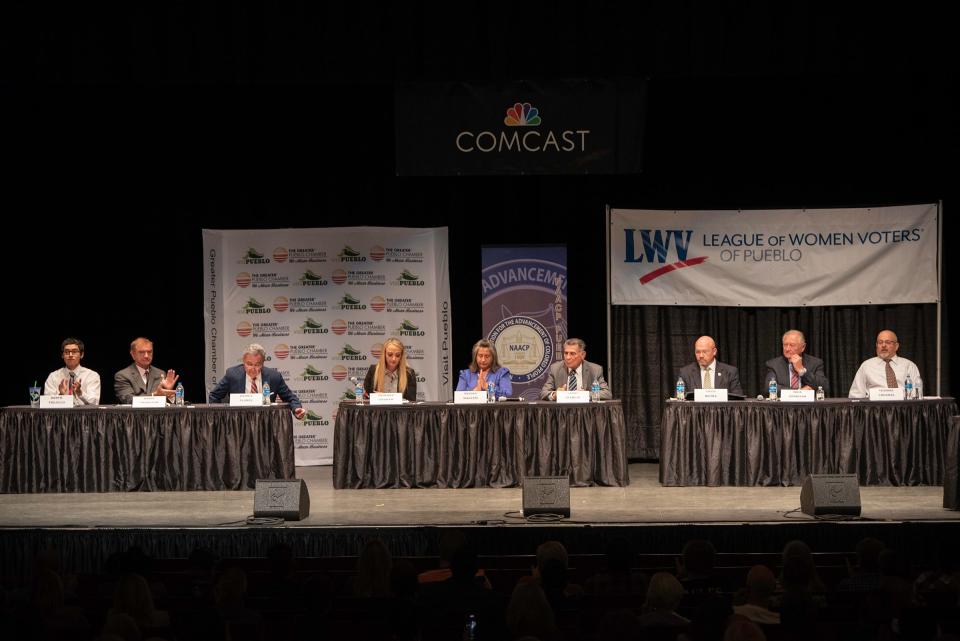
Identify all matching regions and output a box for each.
[44,337,101,405]
[848,329,922,398]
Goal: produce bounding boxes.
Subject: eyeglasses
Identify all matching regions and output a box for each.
[876,340,898,346]
[62,349,81,355]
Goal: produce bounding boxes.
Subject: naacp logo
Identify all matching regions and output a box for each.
[488,316,553,383]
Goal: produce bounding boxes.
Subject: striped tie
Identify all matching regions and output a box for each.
[568,370,577,391]
[790,365,800,389]
[251,379,258,394]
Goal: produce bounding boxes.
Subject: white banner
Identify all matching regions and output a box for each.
[610,204,939,307]
[203,227,451,465]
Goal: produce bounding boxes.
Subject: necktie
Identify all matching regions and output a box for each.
[885,359,897,388]
[703,367,712,389]
[790,365,800,389]
[568,369,577,391]
[251,379,258,394]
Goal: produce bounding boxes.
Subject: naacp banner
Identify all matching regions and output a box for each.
[203,227,451,466]
[481,246,567,399]
[610,204,939,307]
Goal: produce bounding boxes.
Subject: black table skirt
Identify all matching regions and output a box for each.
[660,398,958,486]
[946,417,960,509]
[0,405,295,493]
[333,401,629,488]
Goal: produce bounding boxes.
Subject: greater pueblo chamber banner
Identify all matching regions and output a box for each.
[395,79,645,175]
[610,204,939,307]
[203,227,451,465]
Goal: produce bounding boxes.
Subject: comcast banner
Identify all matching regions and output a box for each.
[481,246,567,399]
[203,227,451,465]
[610,204,939,307]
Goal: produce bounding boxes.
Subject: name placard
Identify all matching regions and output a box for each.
[370,392,404,405]
[39,395,73,409]
[230,393,264,407]
[694,388,728,403]
[557,390,590,403]
[132,395,167,408]
[454,391,489,404]
[780,389,815,402]
[869,387,904,401]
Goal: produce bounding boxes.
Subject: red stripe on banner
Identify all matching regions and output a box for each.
[639,256,708,285]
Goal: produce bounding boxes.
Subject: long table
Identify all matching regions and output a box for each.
[333,400,629,489]
[660,397,957,487]
[0,405,295,492]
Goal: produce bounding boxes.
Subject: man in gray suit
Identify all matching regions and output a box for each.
[114,337,179,404]
[677,335,744,397]
[540,338,612,400]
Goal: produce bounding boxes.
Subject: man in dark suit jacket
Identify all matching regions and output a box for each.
[678,336,744,397]
[540,338,612,400]
[208,343,305,418]
[764,329,829,395]
[114,337,178,404]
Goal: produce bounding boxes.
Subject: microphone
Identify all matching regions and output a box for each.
[349,376,358,384]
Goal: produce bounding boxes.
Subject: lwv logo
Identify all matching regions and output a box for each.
[623,229,707,284]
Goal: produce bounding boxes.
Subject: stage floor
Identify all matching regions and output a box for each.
[1,464,957,529]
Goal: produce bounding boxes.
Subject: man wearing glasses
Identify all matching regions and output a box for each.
[848,330,922,398]
[44,338,101,405]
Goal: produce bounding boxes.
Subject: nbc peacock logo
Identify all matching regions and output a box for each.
[338,344,367,361]
[504,102,541,127]
[397,319,425,337]
[299,318,329,334]
[299,270,328,286]
[338,245,366,262]
[300,364,329,381]
[241,297,271,314]
[240,247,270,264]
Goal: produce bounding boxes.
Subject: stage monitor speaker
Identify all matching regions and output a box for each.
[522,476,570,517]
[254,479,310,521]
[800,474,861,516]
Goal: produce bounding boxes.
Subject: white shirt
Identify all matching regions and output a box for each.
[44,365,101,406]
[848,355,922,398]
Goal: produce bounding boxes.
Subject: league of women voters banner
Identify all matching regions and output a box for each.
[203,227,451,466]
[610,204,939,307]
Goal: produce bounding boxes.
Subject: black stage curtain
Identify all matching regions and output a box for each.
[0,406,295,492]
[611,304,944,459]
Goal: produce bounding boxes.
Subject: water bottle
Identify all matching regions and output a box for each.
[915,377,923,400]
[262,382,271,405]
[175,383,185,406]
[355,380,364,405]
[463,613,478,641]
[768,378,778,401]
[591,380,601,402]
[815,385,824,401]
[675,377,685,401]
[904,374,913,401]
[486,382,495,403]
